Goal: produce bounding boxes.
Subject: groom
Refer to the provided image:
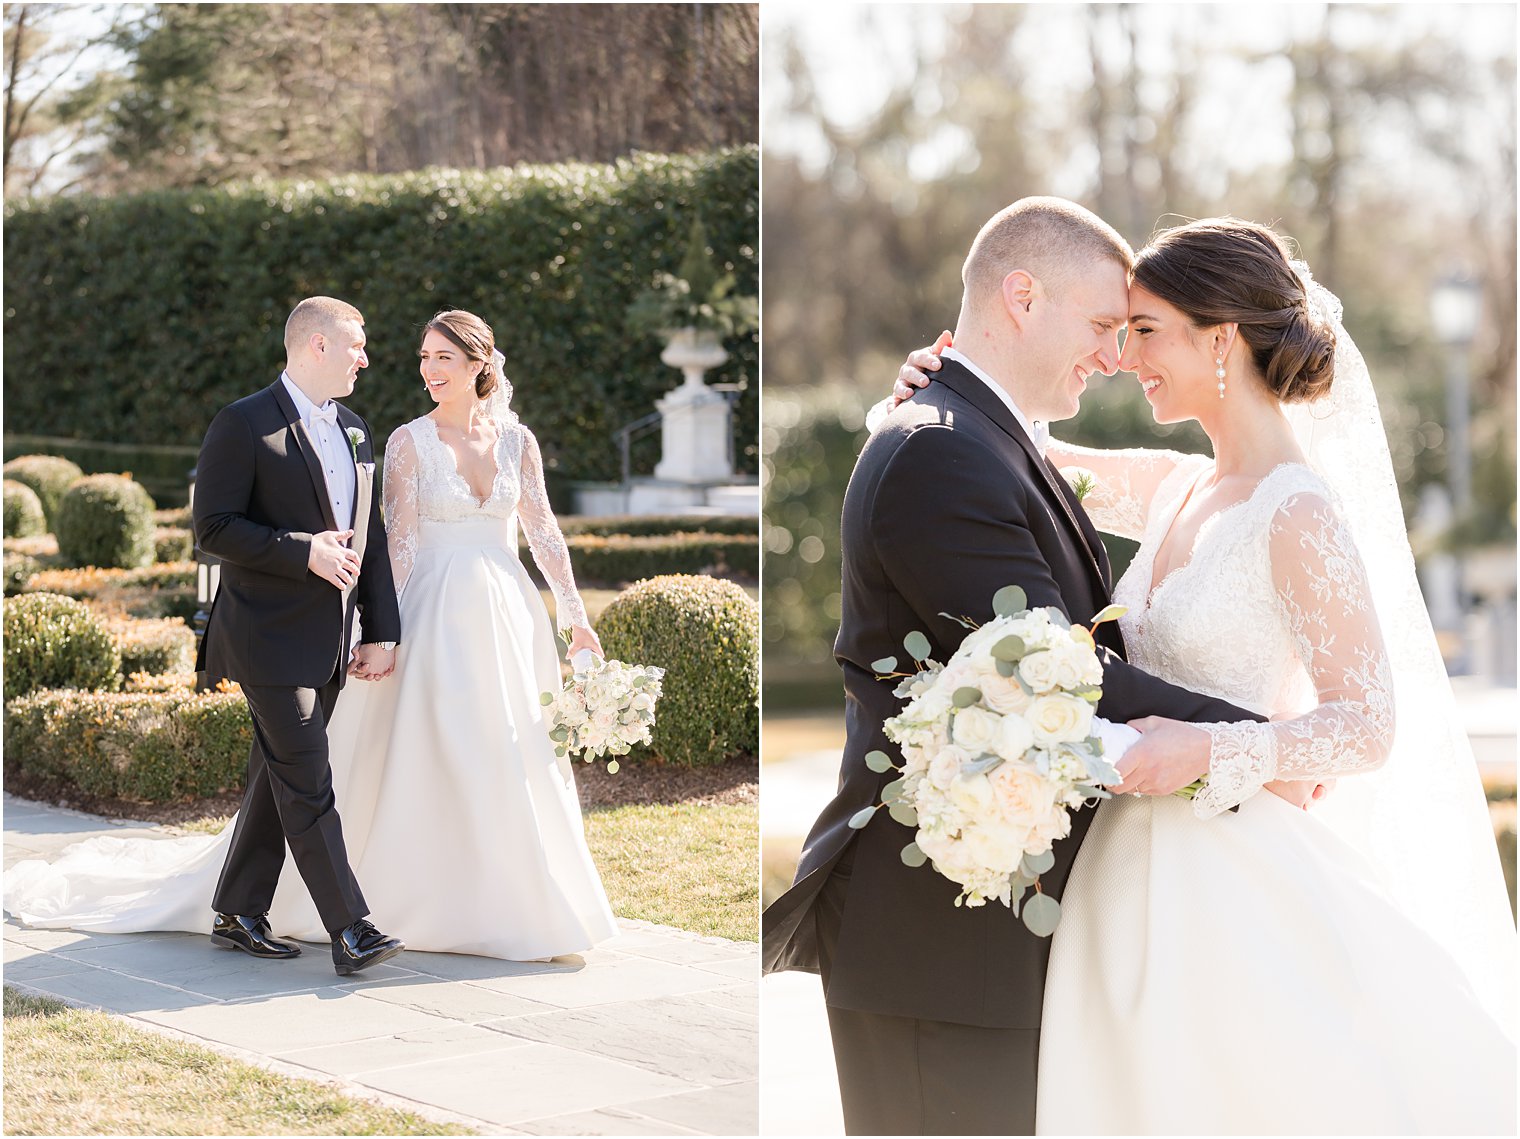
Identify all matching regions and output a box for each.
[193,295,405,976]
[761,198,1266,1134]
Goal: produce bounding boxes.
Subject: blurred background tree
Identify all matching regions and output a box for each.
[762,2,1516,697]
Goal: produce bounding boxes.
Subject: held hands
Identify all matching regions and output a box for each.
[893,330,953,408]
[309,529,360,590]
[349,643,396,682]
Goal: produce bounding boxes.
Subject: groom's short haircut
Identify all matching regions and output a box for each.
[284,296,364,355]
[962,197,1133,308]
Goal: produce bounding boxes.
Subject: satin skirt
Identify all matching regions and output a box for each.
[1036,792,1517,1135]
[6,515,618,960]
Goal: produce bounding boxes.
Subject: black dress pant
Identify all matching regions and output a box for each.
[211,671,367,935]
[817,848,1040,1136]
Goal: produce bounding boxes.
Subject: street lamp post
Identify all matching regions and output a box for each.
[1430,273,1481,518]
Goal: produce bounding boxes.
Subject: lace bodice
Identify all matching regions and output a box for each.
[382,414,589,631]
[1103,457,1395,817]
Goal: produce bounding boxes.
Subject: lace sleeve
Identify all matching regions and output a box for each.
[1193,492,1396,816]
[382,425,420,600]
[517,425,589,633]
[1044,439,1206,540]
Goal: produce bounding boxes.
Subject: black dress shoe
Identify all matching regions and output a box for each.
[331,919,405,976]
[210,913,302,959]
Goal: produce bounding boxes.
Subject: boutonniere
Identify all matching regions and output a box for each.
[1063,466,1097,502]
[345,427,365,463]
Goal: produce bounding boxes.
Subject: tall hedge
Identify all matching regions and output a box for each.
[3,148,757,484]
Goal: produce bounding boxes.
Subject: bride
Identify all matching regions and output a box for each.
[6,309,618,962]
[895,219,1516,1133]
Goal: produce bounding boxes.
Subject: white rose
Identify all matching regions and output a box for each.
[981,674,1032,716]
[960,821,1028,874]
[927,744,970,790]
[951,706,1002,753]
[1027,693,1095,745]
[1018,651,1060,693]
[992,713,1035,761]
[591,706,619,731]
[630,692,655,712]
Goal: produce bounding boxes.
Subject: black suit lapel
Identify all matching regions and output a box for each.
[269,379,340,533]
[931,361,1109,593]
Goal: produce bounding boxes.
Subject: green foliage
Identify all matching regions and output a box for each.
[557,513,756,538]
[625,217,759,339]
[23,562,196,620]
[107,616,197,679]
[559,532,758,587]
[595,574,758,767]
[4,689,251,801]
[3,149,758,481]
[3,480,46,538]
[154,526,193,563]
[1,455,84,527]
[3,592,122,699]
[54,475,158,570]
[3,552,39,595]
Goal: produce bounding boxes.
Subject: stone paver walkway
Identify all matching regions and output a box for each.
[4,795,757,1136]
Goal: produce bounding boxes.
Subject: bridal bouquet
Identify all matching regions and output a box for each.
[852,585,1126,935]
[541,656,665,773]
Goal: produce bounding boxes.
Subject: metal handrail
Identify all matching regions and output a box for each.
[615,410,664,487]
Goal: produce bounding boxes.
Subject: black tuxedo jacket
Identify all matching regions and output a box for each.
[761,358,1262,1029]
[193,379,401,689]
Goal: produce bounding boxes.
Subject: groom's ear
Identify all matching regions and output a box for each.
[1000,270,1039,326]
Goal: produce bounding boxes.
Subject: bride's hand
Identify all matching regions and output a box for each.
[566,625,603,661]
[1116,716,1212,795]
[1265,778,1334,810]
[892,330,953,408]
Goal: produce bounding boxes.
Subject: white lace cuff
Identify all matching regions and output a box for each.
[1194,722,1277,818]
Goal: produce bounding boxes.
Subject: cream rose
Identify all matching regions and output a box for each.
[992,712,1036,760]
[981,674,1032,716]
[928,744,970,790]
[951,705,1002,753]
[1018,650,1060,693]
[1027,693,1095,744]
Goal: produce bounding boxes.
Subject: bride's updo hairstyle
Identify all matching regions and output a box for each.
[422,310,499,401]
[1131,219,1336,404]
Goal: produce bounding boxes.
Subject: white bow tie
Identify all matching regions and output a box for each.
[309,404,339,428]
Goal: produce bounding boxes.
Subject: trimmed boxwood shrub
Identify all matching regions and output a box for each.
[558,514,756,539]
[24,561,196,620]
[3,479,46,538]
[4,551,38,595]
[55,474,158,570]
[562,532,758,586]
[104,615,197,679]
[154,526,194,563]
[3,149,757,484]
[595,574,757,766]
[2,455,84,527]
[5,689,251,801]
[3,592,122,699]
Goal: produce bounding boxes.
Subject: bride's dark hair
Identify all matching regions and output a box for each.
[422,310,498,400]
[1131,219,1336,404]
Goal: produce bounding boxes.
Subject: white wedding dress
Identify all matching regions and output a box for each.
[1034,450,1517,1135]
[6,411,618,961]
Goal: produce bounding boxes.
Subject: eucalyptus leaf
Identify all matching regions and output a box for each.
[961,753,1005,778]
[1042,606,1067,624]
[1022,893,1061,937]
[1022,849,1056,876]
[888,801,919,827]
[991,635,1026,661]
[952,686,981,709]
[1090,603,1128,625]
[555,746,566,757]
[871,656,898,674]
[848,806,878,829]
[865,749,895,773]
[992,584,1028,617]
[996,658,1017,678]
[539,691,555,706]
[903,631,931,661]
[607,760,620,774]
[549,726,569,742]
[881,777,907,804]
[1012,670,1035,696]
[900,842,928,868]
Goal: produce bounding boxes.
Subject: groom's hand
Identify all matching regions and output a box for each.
[309,529,360,589]
[1115,717,1212,795]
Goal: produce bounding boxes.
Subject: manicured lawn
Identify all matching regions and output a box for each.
[2,987,474,1136]
[583,800,757,942]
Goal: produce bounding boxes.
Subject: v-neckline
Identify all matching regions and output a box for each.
[424,415,501,507]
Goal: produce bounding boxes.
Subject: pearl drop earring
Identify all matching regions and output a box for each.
[1215,355,1227,399]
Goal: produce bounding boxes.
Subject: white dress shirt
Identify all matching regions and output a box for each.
[941,347,1049,453]
[280,372,356,531]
